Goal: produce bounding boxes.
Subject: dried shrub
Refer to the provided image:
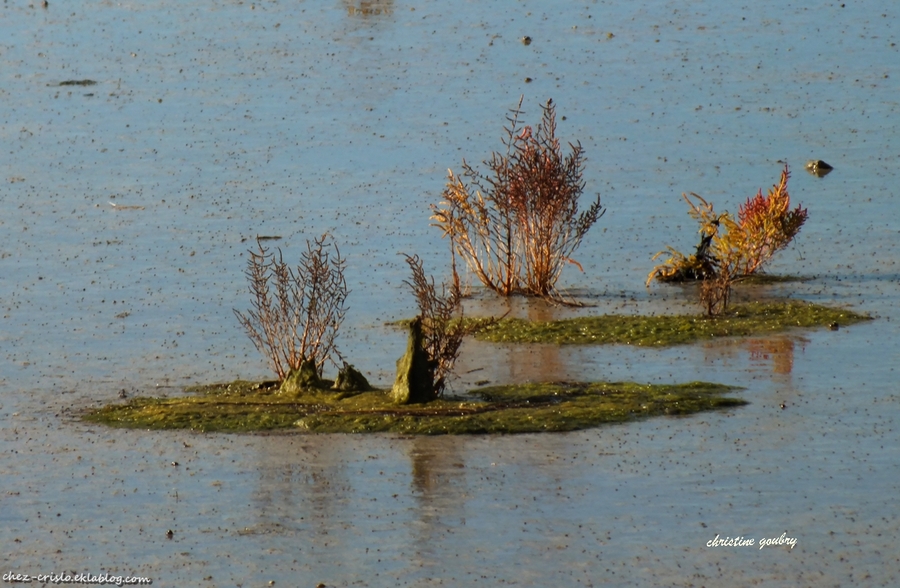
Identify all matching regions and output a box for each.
[234,235,348,380]
[699,271,733,317]
[432,97,605,301]
[402,254,481,398]
[648,165,807,316]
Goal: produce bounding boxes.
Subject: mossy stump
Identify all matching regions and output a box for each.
[390,317,436,404]
[333,361,372,392]
[279,359,321,394]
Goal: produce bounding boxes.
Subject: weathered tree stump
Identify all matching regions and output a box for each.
[279,359,322,394]
[390,317,436,404]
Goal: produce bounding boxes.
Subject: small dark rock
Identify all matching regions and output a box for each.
[805,160,834,177]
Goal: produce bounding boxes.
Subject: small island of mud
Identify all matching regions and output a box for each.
[471,300,870,346]
[84,379,746,435]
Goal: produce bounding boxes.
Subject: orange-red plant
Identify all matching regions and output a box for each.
[732,165,808,276]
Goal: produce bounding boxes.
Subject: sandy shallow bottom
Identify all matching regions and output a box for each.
[2,0,899,586]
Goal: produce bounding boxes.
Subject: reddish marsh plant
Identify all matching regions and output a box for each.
[234,235,348,380]
[432,97,605,301]
[732,165,808,276]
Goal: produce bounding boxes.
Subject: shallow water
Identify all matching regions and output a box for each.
[2,0,899,585]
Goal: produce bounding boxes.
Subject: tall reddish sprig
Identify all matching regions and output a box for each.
[735,165,808,276]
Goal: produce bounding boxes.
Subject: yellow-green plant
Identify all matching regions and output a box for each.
[432,97,605,300]
[647,192,723,284]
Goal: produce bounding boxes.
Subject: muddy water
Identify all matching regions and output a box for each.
[2,0,899,585]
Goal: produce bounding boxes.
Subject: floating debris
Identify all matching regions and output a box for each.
[521,36,532,45]
[108,202,145,210]
[57,80,97,87]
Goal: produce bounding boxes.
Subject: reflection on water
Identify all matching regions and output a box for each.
[745,336,801,375]
[409,436,464,498]
[343,0,394,17]
[702,335,802,379]
[454,296,573,386]
[407,436,467,566]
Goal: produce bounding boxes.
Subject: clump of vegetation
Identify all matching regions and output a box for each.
[648,165,808,315]
[432,97,605,301]
[234,235,348,380]
[402,254,468,397]
[83,380,746,435]
[470,301,869,346]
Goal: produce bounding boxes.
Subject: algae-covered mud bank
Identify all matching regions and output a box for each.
[472,300,871,346]
[85,379,746,434]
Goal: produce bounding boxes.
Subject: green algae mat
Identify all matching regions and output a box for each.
[83,380,746,435]
[470,301,870,346]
